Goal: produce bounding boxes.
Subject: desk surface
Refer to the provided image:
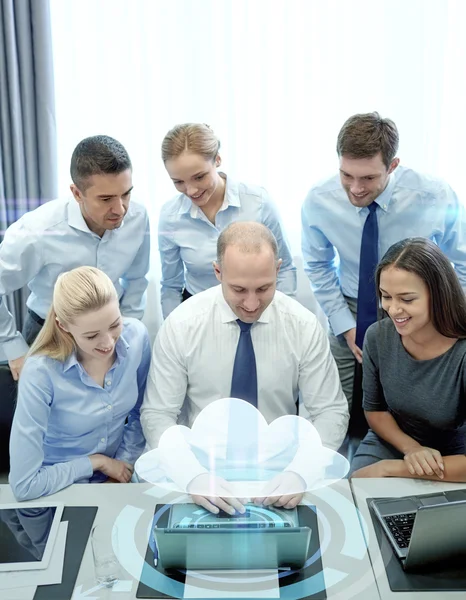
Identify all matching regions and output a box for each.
[351,478,466,600]
[0,481,379,600]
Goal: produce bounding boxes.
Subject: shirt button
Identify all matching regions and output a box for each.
[107,405,112,411]
[100,438,105,443]
[106,380,112,386]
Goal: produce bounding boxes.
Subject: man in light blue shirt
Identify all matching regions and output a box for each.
[0,135,150,379]
[301,112,466,409]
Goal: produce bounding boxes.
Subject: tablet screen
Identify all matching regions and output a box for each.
[0,504,64,571]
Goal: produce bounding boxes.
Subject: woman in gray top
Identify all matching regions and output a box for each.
[351,237,466,482]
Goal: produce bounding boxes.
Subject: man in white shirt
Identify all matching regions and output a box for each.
[0,135,150,379]
[141,221,348,513]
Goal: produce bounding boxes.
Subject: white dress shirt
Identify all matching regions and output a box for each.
[158,174,297,318]
[0,198,150,361]
[141,285,349,461]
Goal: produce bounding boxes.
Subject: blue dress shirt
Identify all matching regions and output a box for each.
[9,318,151,501]
[158,173,297,318]
[301,166,466,337]
[0,198,150,361]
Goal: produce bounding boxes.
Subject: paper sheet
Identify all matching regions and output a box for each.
[184,569,280,598]
[0,520,68,591]
[0,585,37,600]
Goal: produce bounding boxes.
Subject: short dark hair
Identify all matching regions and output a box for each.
[376,238,466,338]
[70,135,132,191]
[217,222,279,265]
[337,112,399,169]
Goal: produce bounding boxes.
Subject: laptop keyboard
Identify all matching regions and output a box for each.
[382,512,416,548]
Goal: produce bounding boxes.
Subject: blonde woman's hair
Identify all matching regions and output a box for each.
[29,266,119,361]
[161,123,220,163]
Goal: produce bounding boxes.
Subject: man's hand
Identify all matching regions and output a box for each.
[188,473,247,515]
[8,356,26,381]
[253,472,306,510]
[403,446,444,479]
[343,328,362,364]
[90,454,133,483]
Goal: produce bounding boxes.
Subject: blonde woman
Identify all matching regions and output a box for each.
[9,267,151,501]
[159,123,297,318]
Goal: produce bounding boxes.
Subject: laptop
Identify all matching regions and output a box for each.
[153,503,311,570]
[370,489,466,570]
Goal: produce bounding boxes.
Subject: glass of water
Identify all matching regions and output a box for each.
[91,523,121,586]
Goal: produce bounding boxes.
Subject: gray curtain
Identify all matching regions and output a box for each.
[0,0,57,333]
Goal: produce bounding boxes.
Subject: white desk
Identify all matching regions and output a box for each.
[0,481,379,600]
[350,478,466,600]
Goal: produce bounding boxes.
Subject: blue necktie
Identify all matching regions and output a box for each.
[230,320,258,407]
[227,320,258,469]
[356,202,379,348]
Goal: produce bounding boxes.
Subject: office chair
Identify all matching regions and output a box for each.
[0,364,17,473]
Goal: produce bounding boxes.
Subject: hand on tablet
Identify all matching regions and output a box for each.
[188,473,247,515]
[253,471,306,509]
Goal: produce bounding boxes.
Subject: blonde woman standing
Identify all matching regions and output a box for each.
[159,123,297,318]
[9,267,151,501]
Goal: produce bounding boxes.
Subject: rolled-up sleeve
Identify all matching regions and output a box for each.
[0,225,43,360]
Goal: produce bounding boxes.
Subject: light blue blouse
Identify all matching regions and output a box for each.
[9,318,151,501]
[158,174,297,318]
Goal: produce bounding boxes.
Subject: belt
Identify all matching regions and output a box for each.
[182,288,192,302]
[28,309,45,326]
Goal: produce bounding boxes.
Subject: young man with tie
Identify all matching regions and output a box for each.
[0,135,150,380]
[141,221,348,513]
[301,112,466,410]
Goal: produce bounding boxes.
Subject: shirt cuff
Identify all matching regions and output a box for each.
[329,307,356,337]
[1,334,29,361]
[72,456,94,481]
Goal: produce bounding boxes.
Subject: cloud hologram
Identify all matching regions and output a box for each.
[135,398,349,496]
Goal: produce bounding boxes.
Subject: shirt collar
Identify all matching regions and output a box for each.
[177,172,241,218]
[62,332,130,373]
[67,197,127,238]
[354,171,396,214]
[215,285,272,325]
[67,198,95,234]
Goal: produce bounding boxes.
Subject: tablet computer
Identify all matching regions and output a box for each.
[154,503,311,569]
[0,503,64,571]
